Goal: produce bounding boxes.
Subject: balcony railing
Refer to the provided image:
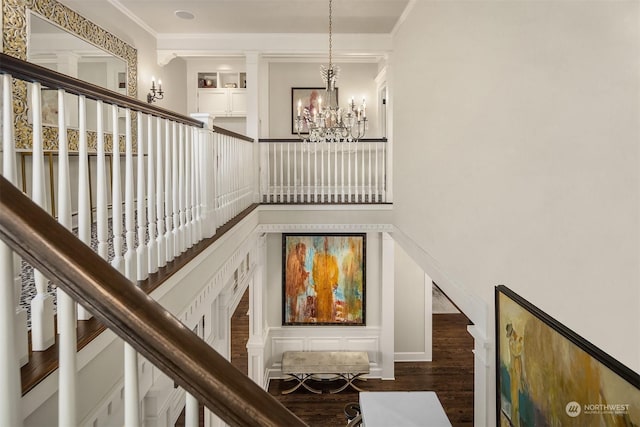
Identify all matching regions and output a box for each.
[259,138,389,204]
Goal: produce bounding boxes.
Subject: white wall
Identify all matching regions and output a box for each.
[392,0,639,374]
[268,61,382,139]
[394,240,427,359]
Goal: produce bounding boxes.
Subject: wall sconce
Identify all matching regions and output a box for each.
[147,77,164,103]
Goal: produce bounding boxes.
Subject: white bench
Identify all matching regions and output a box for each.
[281,351,370,394]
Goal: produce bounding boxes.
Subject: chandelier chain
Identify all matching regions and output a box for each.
[328,0,333,69]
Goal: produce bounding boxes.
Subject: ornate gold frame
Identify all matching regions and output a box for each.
[2,0,138,150]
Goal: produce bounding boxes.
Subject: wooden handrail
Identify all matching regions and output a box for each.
[0,175,306,427]
[0,52,202,128]
[258,138,388,143]
[213,125,255,142]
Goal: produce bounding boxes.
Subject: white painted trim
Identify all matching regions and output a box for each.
[107,0,157,37]
[394,352,431,362]
[258,204,393,211]
[257,223,393,233]
[390,226,488,333]
[391,0,418,37]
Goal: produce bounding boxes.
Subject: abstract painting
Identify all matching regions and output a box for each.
[496,286,640,427]
[283,234,365,325]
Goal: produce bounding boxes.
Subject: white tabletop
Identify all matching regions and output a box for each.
[359,391,452,427]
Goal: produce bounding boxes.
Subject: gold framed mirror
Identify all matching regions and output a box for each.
[2,0,137,150]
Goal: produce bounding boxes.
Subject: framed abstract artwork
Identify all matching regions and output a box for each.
[282,233,365,325]
[495,285,640,427]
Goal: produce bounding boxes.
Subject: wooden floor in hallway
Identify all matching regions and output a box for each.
[178,288,474,426]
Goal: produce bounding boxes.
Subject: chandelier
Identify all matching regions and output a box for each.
[294,0,367,142]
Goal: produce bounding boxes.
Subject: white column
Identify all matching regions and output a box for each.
[0,73,23,427]
[178,124,186,253]
[380,232,395,379]
[57,89,78,427]
[29,82,55,351]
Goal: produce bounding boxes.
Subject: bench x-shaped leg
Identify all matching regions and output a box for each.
[329,373,367,394]
[282,374,322,395]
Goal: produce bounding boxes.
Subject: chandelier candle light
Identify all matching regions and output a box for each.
[295,0,367,142]
[147,76,164,103]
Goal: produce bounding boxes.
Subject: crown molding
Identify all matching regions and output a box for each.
[256,223,393,233]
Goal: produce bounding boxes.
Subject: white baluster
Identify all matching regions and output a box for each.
[172,123,180,258]
[192,128,201,243]
[56,89,78,427]
[382,142,387,202]
[185,392,199,427]
[2,75,28,368]
[124,110,137,280]
[125,114,142,427]
[147,114,158,274]
[165,121,175,261]
[307,143,311,203]
[123,342,140,427]
[368,142,373,203]
[374,143,379,203]
[313,143,318,202]
[347,145,352,203]
[136,112,148,280]
[30,82,55,351]
[279,142,283,203]
[111,105,124,273]
[334,142,338,202]
[293,143,298,203]
[1,73,23,427]
[361,143,365,202]
[286,142,291,203]
[320,143,325,202]
[341,145,345,202]
[76,96,93,321]
[184,127,193,248]
[178,124,186,253]
[96,100,108,260]
[354,142,359,203]
[156,117,166,268]
[270,143,275,203]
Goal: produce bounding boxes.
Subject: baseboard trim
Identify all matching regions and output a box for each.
[394,352,432,362]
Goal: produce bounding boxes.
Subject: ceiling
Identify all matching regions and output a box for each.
[69,0,411,36]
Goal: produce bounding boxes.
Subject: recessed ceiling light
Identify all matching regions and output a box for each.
[175,10,195,20]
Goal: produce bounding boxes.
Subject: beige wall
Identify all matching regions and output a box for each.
[392,0,639,372]
[394,241,427,356]
[268,61,382,139]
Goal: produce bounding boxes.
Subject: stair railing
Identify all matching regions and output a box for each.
[0,175,306,426]
[0,52,262,426]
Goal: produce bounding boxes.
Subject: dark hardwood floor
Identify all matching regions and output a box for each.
[181,288,476,427]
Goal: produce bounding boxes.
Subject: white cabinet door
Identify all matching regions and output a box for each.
[228,89,247,116]
[198,89,227,116]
